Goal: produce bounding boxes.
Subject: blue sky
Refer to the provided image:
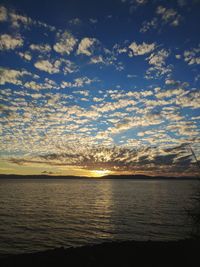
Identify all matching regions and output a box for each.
[0,0,200,177]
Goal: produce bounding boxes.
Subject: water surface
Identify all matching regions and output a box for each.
[0,179,199,254]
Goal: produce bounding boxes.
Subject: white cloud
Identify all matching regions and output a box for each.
[148,49,169,67]
[9,10,55,31]
[53,31,77,55]
[24,81,43,90]
[140,18,158,33]
[34,60,60,74]
[175,54,181,59]
[0,34,23,50]
[184,47,200,65]
[0,68,32,85]
[129,42,155,56]
[135,0,147,4]
[74,90,89,96]
[156,6,182,27]
[128,0,148,12]
[77,37,98,56]
[156,88,186,99]
[30,43,51,53]
[18,51,32,61]
[146,49,171,78]
[108,113,163,135]
[74,77,94,87]
[89,18,98,24]
[69,18,81,25]
[10,12,31,28]
[60,81,72,88]
[175,91,200,109]
[0,5,7,21]
[93,97,104,102]
[145,49,171,78]
[165,79,177,85]
[61,59,78,74]
[24,79,58,90]
[61,77,94,88]
[90,55,104,64]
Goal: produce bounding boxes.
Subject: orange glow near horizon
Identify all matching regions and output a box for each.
[90,169,111,177]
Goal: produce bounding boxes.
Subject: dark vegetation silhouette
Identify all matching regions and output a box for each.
[190,192,200,239]
[187,145,200,239]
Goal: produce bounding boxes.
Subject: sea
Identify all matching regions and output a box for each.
[0,178,200,255]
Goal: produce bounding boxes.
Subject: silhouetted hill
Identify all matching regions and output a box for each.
[0,174,199,180]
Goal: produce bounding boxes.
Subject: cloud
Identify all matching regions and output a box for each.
[140,5,182,33]
[146,49,171,78]
[0,34,23,50]
[9,8,56,31]
[90,55,105,64]
[108,113,163,135]
[61,77,95,88]
[165,79,179,85]
[125,0,148,13]
[135,0,147,5]
[77,38,118,69]
[53,31,77,55]
[129,41,156,56]
[18,51,32,61]
[0,68,32,85]
[156,6,182,27]
[34,59,61,74]
[24,79,58,90]
[0,1,199,178]
[77,37,98,56]
[7,142,199,177]
[184,46,200,65]
[1,82,199,177]
[34,58,77,75]
[89,18,98,24]
[0,5,7,21]
[61,59,78,74]
[74,90,89,97]
[156,88,186,99]
[93,97,104,102]
[30,43,51,53]
[140,18,158,33]
[175,90,200,109]
[69,18,81,25]
[148,49,169,67]
[9,11,32,28]
[24,81,44,90]
[175,54,181,59]
[74,77,94,86]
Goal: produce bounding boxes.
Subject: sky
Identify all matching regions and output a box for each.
[0,0,200,177]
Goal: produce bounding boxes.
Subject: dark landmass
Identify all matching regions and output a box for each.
[1,240,200,267]
[0,174,199,180]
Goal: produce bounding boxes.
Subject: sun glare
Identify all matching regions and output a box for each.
[91,169,110,177]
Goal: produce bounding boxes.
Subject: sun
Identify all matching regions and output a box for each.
[90,169,110,177]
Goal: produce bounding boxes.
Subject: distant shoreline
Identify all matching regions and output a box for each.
[0,174,199,180]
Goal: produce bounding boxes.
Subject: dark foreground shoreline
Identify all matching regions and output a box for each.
[1,240,200,267]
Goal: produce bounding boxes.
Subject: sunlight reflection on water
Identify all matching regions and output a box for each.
[0,179,199,254]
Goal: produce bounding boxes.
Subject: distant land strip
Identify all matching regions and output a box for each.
[0,174,199,180]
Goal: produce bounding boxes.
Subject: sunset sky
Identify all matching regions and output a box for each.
[0,0,200,177]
